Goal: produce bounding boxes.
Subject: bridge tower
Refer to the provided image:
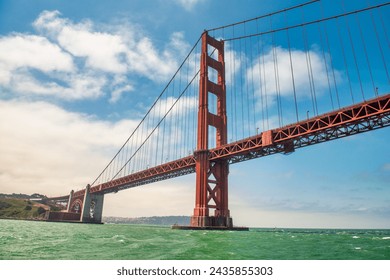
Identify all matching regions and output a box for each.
[190,32,232,228]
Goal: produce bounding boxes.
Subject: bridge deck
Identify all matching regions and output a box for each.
[68,93,390,197]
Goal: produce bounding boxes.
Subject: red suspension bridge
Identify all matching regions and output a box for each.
[47,1,390,229]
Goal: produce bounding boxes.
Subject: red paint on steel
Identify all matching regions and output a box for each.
[51,93,390,216]
[209,93,390,161]
[191,32,231,227]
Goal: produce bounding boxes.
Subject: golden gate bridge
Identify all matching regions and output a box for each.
[46,1,390,229]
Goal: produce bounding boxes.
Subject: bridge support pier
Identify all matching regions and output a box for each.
[80,184,104,224]
[66,190,74,212]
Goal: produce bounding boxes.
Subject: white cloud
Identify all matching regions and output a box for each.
[126,33,187,82]
[34,10,185,80]
[0,100,139,195]
[0,10,190,102]
[58,27,128,73]
[34,10,129,74]
[32,10,68,37]
[224,45,242,86]
[5,69,107,100]
[0,33,109,100]
[110,84,134,103]
[0,34,74,85]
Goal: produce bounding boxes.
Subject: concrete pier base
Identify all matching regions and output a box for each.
[190,216,233,228]
[80,185,104,223]
[174,215,248,230]
[172,225,249,231]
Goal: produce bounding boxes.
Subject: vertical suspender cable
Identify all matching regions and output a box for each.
[318,22,335,110]
[368,6,389,85]
[355,14,376,98]
[323,21,340,109]
[244,25,249,136]
[336,18,355,104]
[185,58,189,155]
[319,0,338,110]
[155,99,160,166]
[161,94,167,163]
[286,26,299,122]
[342,1,365,101]
[232,26,238,141]
[261,36,270,130]
[256,20,265,132]
[270,17,282,127]
[378,6,389,48]
[301,8,317,117]
[239,37,245,139]
[244,23,251,137]
[249,35,256,135]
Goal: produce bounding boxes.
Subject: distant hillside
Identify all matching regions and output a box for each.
[0,198,49,220]
[0,193,47,200]
[103,216,191,226]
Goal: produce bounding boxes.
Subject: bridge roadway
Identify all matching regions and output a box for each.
[67,93,390,201]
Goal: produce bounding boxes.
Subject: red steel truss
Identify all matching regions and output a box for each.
[209,93,390,163]
[65,93,390,213]
[90,156,195,194]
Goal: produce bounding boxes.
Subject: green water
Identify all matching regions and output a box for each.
[0,220,389,260]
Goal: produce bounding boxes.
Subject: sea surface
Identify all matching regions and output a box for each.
[0,219,389,260]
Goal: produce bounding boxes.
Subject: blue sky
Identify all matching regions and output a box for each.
[0,0,389,228]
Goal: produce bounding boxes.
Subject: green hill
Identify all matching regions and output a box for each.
[0,198,48,220]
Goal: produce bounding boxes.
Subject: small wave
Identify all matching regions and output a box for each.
[112,234,124,239]
[352,236,359,239]
[382,237,390,240]
[354,247,361,250]
[110,234,128,243]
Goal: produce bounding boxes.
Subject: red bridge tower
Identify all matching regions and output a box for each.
[190,32,233,228]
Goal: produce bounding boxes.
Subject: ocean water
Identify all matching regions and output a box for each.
[0,219,389,260]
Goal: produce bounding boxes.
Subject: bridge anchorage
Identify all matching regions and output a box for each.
[46,2,390,229]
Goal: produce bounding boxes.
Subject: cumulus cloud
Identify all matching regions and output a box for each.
[0,10,189,102]
[0,34,74,84]
[0,34,74,72]
[33,10,186,79]
[34,10,128,74]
